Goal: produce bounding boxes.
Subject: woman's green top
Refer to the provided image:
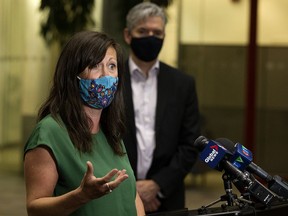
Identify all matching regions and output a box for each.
[24,115,137,215]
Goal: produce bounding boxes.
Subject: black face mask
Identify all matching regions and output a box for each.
[130,36,164,62]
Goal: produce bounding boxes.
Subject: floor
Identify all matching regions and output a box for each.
[0,147,228,216]
[0,147,26,216]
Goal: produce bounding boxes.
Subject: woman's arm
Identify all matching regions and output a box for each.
[24,147,128,216]
[136,192,145,216]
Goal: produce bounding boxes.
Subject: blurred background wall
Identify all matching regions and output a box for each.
[1,0,288,177]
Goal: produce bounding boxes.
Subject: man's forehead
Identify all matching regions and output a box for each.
[134,16,165,29]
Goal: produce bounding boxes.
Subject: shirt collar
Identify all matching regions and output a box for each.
[128,57,159,77]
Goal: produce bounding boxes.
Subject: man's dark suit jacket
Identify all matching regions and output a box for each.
[123,61,200,212]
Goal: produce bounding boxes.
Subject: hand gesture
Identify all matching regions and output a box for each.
[78,161,129,202]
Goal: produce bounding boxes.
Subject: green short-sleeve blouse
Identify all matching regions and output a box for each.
[24,115,137,215]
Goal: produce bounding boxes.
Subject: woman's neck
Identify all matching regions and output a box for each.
[83,105,102,134]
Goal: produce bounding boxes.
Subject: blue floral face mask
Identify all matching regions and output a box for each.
[77,76,118,109]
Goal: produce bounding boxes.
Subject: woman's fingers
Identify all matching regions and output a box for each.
[81,161,129,197]
[85,161,94,178]
[104,169,129,191]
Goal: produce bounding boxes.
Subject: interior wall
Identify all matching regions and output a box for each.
[0,0,27,147]
[158,0,180,67]
[180,0,288,46]
[258,0,288,46]
[0,0,49,155]
[178,0,288,175]
[180,0,249,45]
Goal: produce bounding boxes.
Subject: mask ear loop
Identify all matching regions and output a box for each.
[77,76,81,80]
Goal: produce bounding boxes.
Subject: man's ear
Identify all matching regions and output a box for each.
[123,28,132,45]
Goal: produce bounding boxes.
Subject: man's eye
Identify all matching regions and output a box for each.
[154,31,163,37]
[138,29,148,34]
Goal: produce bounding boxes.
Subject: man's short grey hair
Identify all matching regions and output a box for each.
[126,2,167,31]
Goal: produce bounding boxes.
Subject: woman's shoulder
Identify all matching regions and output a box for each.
[37,114,65,132]
[24,114,67,152]
[29,114,67,144]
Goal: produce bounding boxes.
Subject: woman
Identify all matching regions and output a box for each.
[24,31,144,215]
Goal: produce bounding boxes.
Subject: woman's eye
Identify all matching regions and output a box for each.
[109,63,117,70]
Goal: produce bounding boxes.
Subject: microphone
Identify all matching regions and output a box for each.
[195,136,233,171]
[195,136,252,184]
[194,136,253,206]
[216,138,273,182]
[216,138,288,199]
[194,136,279,205]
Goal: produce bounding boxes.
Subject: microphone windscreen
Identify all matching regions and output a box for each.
[215,138,235,153]
[193,135,208,151]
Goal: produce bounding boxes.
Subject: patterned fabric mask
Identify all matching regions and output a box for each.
[77,76,118,109]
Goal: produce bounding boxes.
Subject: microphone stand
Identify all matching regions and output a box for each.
[198,172,252,214]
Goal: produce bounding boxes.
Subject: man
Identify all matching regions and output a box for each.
[123,2,200,213]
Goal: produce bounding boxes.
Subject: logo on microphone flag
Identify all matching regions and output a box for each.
[230,143,253,170]
[200,140,229,170]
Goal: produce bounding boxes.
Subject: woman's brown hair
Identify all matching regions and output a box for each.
[38,31,126,155]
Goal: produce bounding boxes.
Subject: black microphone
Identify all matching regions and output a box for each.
[216,138,273,182]
[194,136,279,205]
[194,136,251,184]
[216,138,288,199]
